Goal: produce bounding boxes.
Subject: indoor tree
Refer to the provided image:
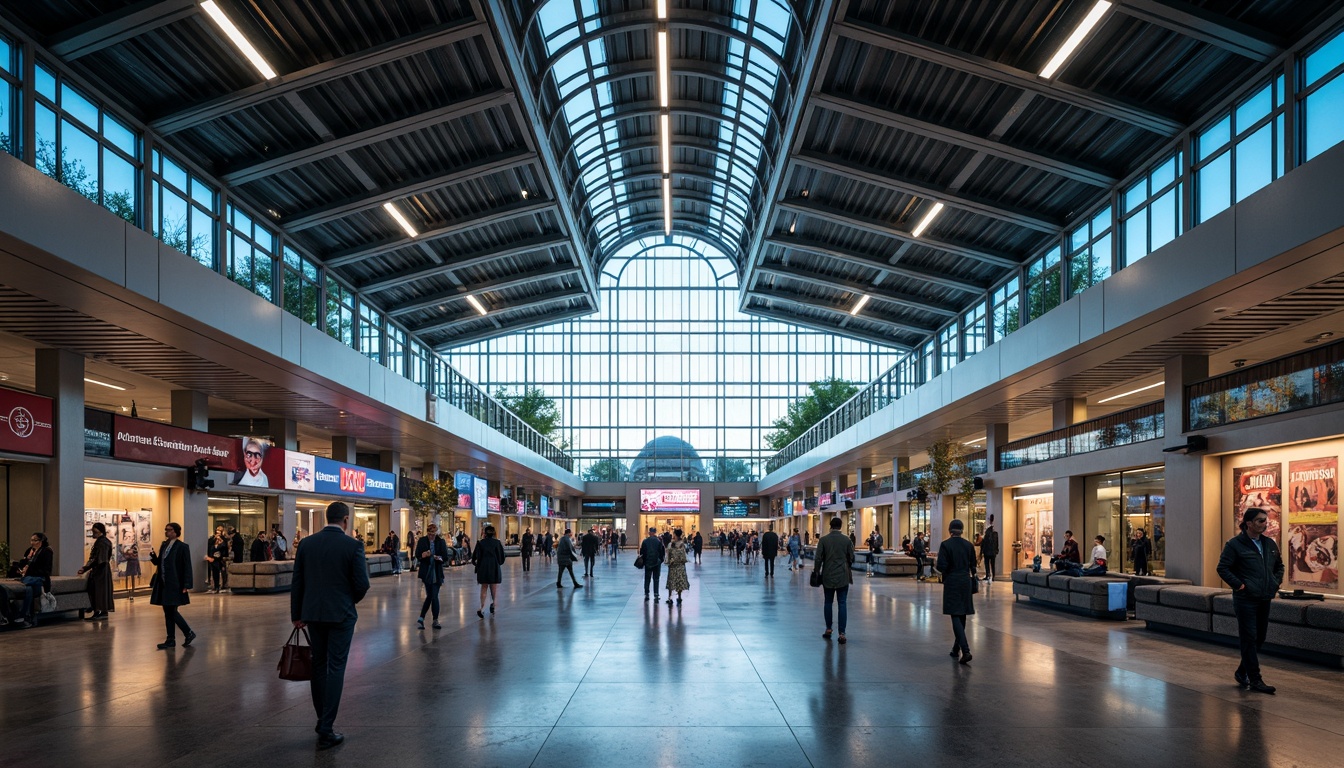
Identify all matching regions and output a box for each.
[765,377,860,450]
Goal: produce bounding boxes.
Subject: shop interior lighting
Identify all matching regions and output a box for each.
[910,202,944,238]
[849,294,870,316]
[1096,380,1163,403]
[382,202,419,238]
[658,30,670,108]
[465,295,488,316]
[85,376,127,391]
[200,1,277,80]
[1038,0,1112,79]
[662,177,673,235]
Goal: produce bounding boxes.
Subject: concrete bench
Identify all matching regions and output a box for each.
[1135,584,1344,667]
[367,553,393,576]
[1011,568,1192,619]
[227,561,294,593]
[850,553,922,576]
[2,575,92,623]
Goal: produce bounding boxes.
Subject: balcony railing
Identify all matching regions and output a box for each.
[765,374,906,473]
[1188,339,1344,430]
[861,476,894,497]
[998,402,1164,470]
[437,367,574,473]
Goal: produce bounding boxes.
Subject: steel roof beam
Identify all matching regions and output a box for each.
[811,93,1116,187]
[767,235,984,294]
[151,19,490,134]
[47,0,198,60]
[387,264,581,318]
[754,264,960,318]
[324,199,557,269]
[777,197,1022,269]
[283,151,536,232]
[413,287,589,335]
[792,152,1060,234]
[834,20,1183,136]
[433,307,594,351]
[745,305,913,351]
[361,234,571,294]
[1113,0,1283,61]
[749,287,935,336]
[222,90,515,185]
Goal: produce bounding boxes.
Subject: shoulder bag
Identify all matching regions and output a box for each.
[810,568,824,588]
[277,627,313,681]
[633,554,645,569]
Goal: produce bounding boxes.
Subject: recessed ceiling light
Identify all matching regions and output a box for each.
[1039,0,1112,80]
[660,113,671,175]
[1096,380,1163,404]
[521,189,529,199]
[85,376,128,391]
[466,295,488,316]
[1212,306,1230,314]
[200,0,278,80]
[382,202,418,238]
[910,202,944,238]
[850,294,870,316]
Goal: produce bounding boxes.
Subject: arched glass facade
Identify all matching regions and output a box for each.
[447,235,902,480]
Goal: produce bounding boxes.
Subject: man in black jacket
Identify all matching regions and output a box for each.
[1217,507,1284,695]
[760,525,780,579]
[640,527,666,601]
[520,528,534,572]
[291,502,371,749]
[580,527,601,578]
[555,528,583,589]
[229,527,245,563]
[912,532,928,581]
[979,519,1000,582]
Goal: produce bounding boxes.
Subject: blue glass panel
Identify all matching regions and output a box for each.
[35,63,56,101]
[1198,150,1230,222]
[1235,123,1273,202]
[1150,188,1178,251]
[102,146,135,222]
[1197,114,1230,161]
[1304,31,1344,87]
[0,36,10,74]
[60,120,98,201]
[1150,154,1177,190]
[59,83,99,131]
[1124,208,1148,265]
[102,114,135,156]
[1234,84,1272,132]
[1305,76,1344,161]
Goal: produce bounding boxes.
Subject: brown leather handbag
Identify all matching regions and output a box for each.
[277,627,312,681]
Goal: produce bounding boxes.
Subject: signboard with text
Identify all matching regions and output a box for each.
[0,387,53,457]
[112,415,238,470]
[473,476,488,518]
[640,488,701,512]
[313,457,396,500]
[456,471,475,510]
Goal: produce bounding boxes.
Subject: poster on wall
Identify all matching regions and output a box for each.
[231,436,283,489]
[284,451,315,492]
[1287,457,1338,590]
[1233,463,1282,543]
[473,476,488,519]
[84,510,149,579]
[1040,521,1055,559]
[456,471,475,510]
[640,488,701,512]
[1021,512,1038,563]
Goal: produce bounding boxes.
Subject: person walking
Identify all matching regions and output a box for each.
[979,518,999,582]
[272,525,290,562]
[555,528,583,589]
[937,519,977,663]
[610,529,620,561]
[543,531,554,564]
[1216,507,1283,695]
[78,522,115,620]
[814,517,854,643]
[761,524,780,579]
[206,531,230,593]
[521,528,534,572]
[787,529,801,571]
[640,527,666,601]
[291,502,371,750]
[415,524,450,629]
[719,531,727,555]
[381,530,399,573]
[149,522,195,649]
[691,531,703,564]
[474,524,507,617]
[406,530,418,572]
[664,529,690,606]
[1131,528,1151,576]
[912,531,928,581]
[580,527,601,578]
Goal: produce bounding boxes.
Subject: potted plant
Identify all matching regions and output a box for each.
[922,438,976,498]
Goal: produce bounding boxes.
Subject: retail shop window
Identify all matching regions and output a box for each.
[324,277,355,346]
[32,61,138,224]
[282,246,320,327]
[1195,78,1285,224]
[990,276,1020,342]
[1084,467,1165,577]
[359,302,383,363]
[905,500,930,542]
[1066,206,1112,297]
[1025,246,1062,322]
[151,149,216,268]
[225,204,276,301]
[0,33,16,158]
[1303,28,1344,161]
[1120,151,1184,266]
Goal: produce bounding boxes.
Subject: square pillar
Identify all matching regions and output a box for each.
[1052,475,1085,563]
[1163,355,1211,583]
[35,349,83,576]
[268,418,298,450]
[1052,398,1087,429]
[332,435,357,464]
[170,389,210,590]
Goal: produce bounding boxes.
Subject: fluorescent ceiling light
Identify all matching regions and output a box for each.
[1096,380,1163,404]
[910,202,944,238]
[382,202,418,238]
[657,30,670,108]
[200,1,277,80]
[465,295,487,316]
[850,294,870,316]
[656,0,667,20]
[85,377,127,391]
[662,177,673,235]
[660,113,671,174]
[1038,0,1112,79]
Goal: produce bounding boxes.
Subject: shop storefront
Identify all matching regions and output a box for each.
[0,386,54,552]
[1014,483,1054,569]
[208,493,267,550]
[1085,467,1166,575]
[83,480,167,593]
[948,492,987,545]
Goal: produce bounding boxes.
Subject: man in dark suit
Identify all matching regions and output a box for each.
[555,528,583,589]
[229,527,245,563]
[761,524,780,579]
[580,527,601,578]
[520,528,534,572]
[291,502,370,750]
[640,527,666,601]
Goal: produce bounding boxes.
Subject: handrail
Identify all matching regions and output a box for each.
[436,366,575,473]
[997,402,1164,470]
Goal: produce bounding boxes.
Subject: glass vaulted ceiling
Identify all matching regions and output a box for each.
[525,0,799,266]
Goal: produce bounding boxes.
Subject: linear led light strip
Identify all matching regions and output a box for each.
[200,1,277,80]
[1096,380,1163,403]
[849,294,870,316]
[1039,1,1112,80]
[911,201,944,238]
[85,376,127,391]
[466,295,488,316]
[657,4,672,234]
[382,202,418,238]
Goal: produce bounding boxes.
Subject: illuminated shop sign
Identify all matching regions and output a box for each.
[312,457,395,500]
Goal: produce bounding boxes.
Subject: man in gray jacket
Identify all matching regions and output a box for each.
[556,528,583,589]
[815,517,855,643]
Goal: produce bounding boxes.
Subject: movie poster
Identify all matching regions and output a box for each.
[1287,457,1338,590]
[1021,512,1037,563]
[1233,464,1281,542]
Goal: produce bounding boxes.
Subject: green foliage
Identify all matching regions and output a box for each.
[922,438,976,497]
[35,138,135,224]
[707,457,755,482]
[407,477,457,528]
[765,378,860,450]
[583,458,629,482]
[495,386,564,445]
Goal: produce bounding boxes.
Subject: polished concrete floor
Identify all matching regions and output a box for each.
[3,550,1343,767]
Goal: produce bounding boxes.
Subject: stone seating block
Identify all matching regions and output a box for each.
[1306,602,1344,630]
[1069,591,1113,612]
[1267,622,1344,656]
[227,563,255,575]
[1011,569,1029,584]
[252,561,293,576]
[1025,571,1052,587]
[1134,585,1165,604]
[229,572,255,589]
[1067,577,1128,595]
[1140,603,1213,633]
[253,571,293,591]
[1157,586,1226,611]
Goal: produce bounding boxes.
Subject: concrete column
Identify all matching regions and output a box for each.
[169,388,209,591]
[1163,355,1212,583]
[1052,475,1085,564]
[35,349,83,576]
[331,435,357,465]
[268,418,297,450]
[1052,398,1088,429]
[377,450,400,552]
[276,493,298,539]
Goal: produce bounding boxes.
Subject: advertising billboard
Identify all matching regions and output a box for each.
[456,471,475,510]
[640,488,701,513]
[0,386,53,456]
[488,496,501,513]
[540,495,550,518]
[231,436,282,489]
[716,498,760,518]
[313,457,396,500]
[284,451,315,492]
[473,476,488,518]
[111,415,239,470]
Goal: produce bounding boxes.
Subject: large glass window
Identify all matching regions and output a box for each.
[281,246,320,327]
[325,277,355,346]
[1303,28,1344,161]
[386,324,406,377]
[938,324,959,373]
[1024,246,1062,322]
[962,301,987,357]
[1121,152,1183,265]
[1067,206,1112,297]
[1084,467,1166,576]
[359,302,383,363]
[32,62,137,223]
[0,33,17,158]
[224,203,276,300]
[151,149,216,268]
[990,277,1020,341]
[1195,79,1285,223]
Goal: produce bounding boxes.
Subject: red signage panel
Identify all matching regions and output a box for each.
[0,386,54,457]
[112,415,239,470]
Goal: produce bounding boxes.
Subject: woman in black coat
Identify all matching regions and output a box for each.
[149,522,195,649]
[472,524,507,619]
[936,518,977,664]
[78,522,115,619]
